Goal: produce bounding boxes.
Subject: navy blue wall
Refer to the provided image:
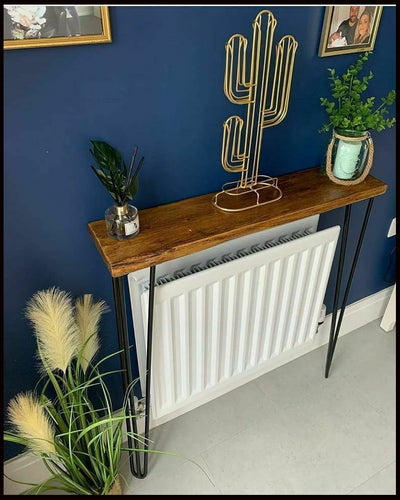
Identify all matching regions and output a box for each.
[4,6,396,461]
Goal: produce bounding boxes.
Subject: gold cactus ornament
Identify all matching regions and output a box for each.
[213,10,298,212]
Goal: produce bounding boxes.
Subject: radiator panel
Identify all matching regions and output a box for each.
[128,217,339,426]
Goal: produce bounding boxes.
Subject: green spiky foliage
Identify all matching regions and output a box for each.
[90,140,144,206]
[3,288,193,495]
[319,51,396,133]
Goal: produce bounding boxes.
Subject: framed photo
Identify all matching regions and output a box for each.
[3,6,111,50]
[318,6,383,57]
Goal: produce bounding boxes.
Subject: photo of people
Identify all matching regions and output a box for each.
[318,6,382,57]
[353,9,373,45]
[327,6,360,47]
[3,6,111,50]
[3,6,103,40]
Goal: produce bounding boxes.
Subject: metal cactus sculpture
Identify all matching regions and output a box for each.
[213,10,298,212]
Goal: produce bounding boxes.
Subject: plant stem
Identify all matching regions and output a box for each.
[126,147,138,189]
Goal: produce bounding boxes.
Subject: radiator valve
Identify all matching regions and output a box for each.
[134,397,146,417]
[316,304,327,333]
[318,304,327,325]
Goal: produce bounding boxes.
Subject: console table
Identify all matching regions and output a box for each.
[88,166,387,478]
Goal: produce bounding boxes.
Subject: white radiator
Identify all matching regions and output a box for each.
[128,216,340,426]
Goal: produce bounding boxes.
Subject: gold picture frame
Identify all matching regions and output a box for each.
[318,6,382,57]
[3,6,111,50]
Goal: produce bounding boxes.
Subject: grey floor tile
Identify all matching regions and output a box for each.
[138,378,271,476]
[347,461,396,495]
[120,320,395,495]
[200,397,394,495]
[122,455,220,495]
[329,320,396,424]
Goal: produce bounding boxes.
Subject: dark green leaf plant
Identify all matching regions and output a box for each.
[90,140,145,206]
[319,51,396,134]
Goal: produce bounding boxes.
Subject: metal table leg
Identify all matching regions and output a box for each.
[325,199,374,378]
[112,264,156,478]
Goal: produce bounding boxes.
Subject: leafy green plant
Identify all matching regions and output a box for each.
[319,51,396,133]
[3,288,182,495]
[90,140,144,206]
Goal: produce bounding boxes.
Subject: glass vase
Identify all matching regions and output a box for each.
[326,129,374,184]
[105,204,139,240]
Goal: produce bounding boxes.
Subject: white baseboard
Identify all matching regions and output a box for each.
[3,286,394,495]
[309,285,394,349]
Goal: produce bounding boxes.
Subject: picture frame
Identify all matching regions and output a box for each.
[3,6,111,50]
[318,6,383,57]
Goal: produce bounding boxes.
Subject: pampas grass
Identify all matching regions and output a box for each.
[4,287,129,494]
[7,392,55,455]
[75,294,108,373]
[25,287,79,373]
[4,287,200,495]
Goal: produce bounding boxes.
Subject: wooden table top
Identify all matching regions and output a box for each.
[88,167,387,277]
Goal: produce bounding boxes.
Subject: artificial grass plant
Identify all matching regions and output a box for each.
[4,287,159,495]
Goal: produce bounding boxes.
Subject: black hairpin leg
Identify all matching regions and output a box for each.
[325,199,374,378]
[112,264,156,478]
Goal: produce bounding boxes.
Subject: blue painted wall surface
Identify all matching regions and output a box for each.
[3,6,396,460]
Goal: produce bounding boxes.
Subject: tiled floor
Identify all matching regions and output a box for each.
[120,319,396,495]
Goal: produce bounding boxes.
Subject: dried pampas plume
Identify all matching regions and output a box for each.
[25,287,79,373]
[8,392,55,455]
[75,294,108,372]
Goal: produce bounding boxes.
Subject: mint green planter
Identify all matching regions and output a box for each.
[326,129,374,185]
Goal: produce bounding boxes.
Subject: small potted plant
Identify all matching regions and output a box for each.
[90,140,144,240]
[319,51,396,184]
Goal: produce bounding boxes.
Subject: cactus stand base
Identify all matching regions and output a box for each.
[212,175,282,212]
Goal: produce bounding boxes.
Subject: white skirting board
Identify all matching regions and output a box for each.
[3,285,394,495]
[380,283,396,332]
